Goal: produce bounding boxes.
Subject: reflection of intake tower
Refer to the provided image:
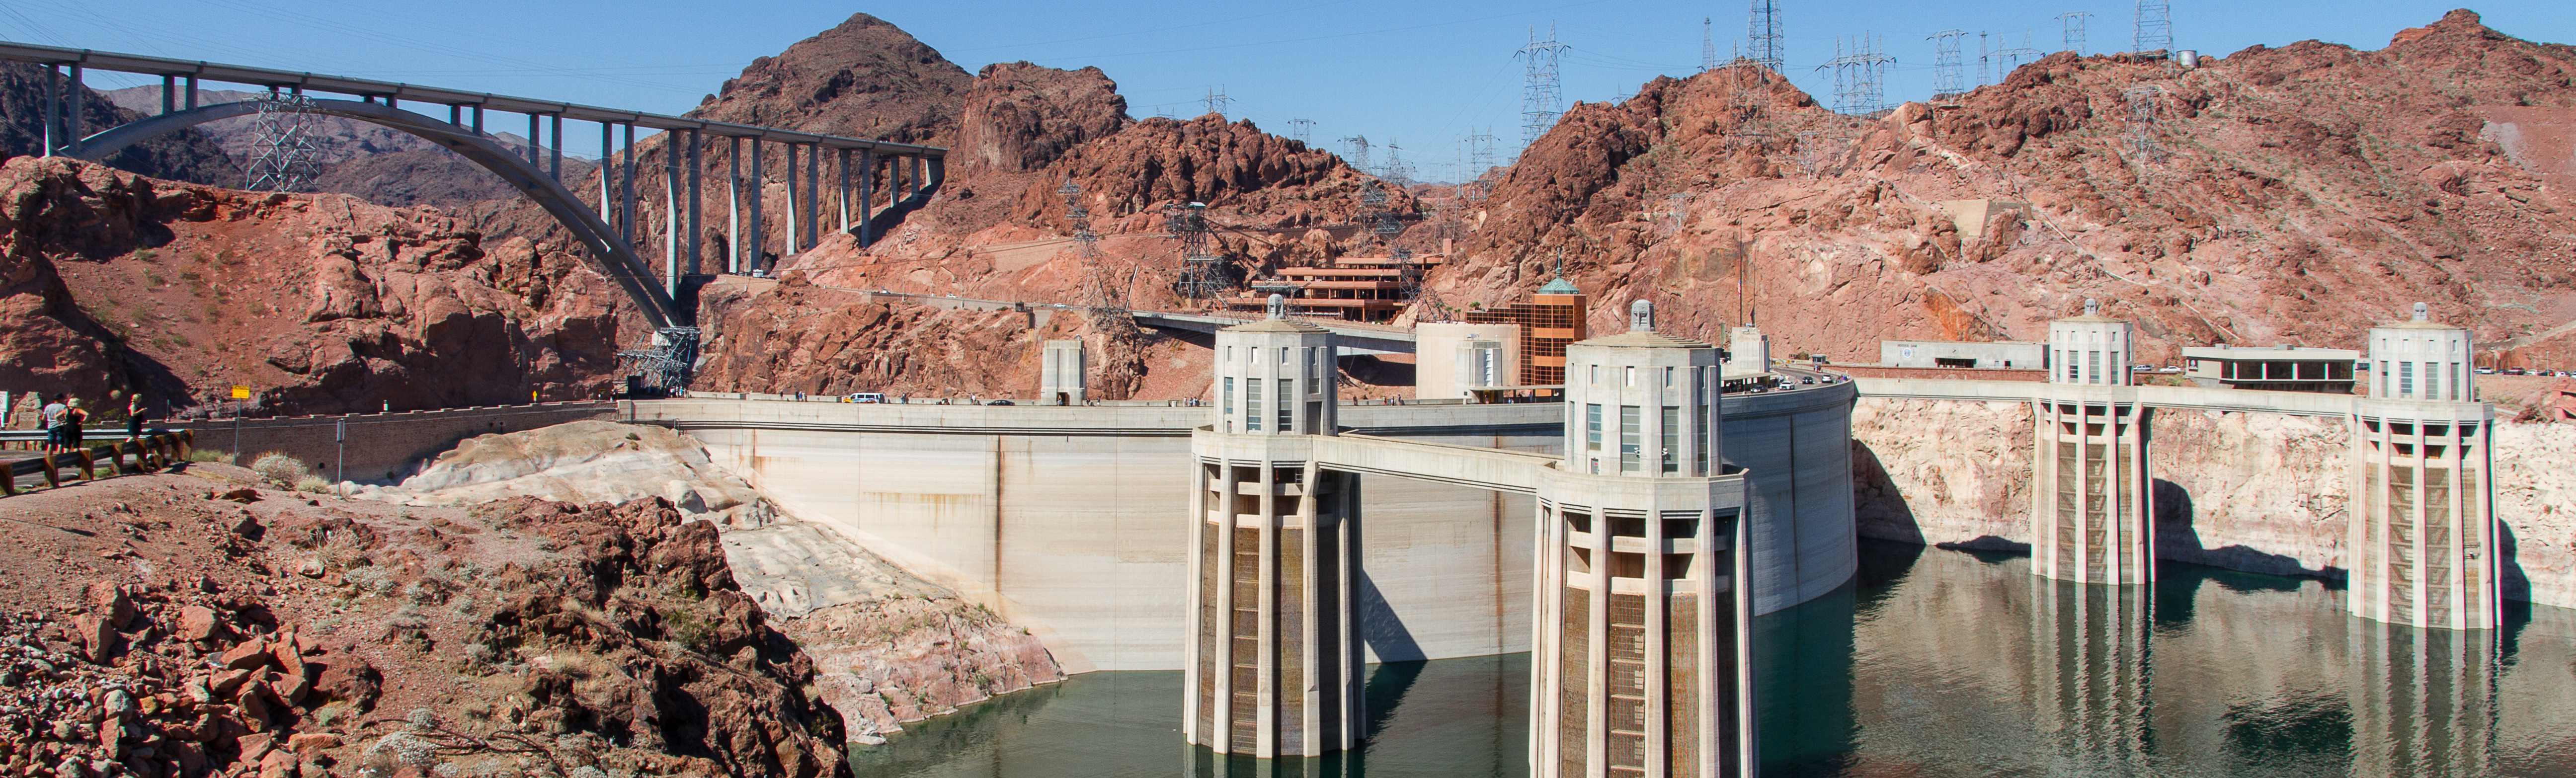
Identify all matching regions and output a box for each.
[2030,300,2153,584]
[2349,303,2498,630]
[1184,297,1364,757]
[1532,301,1756,778]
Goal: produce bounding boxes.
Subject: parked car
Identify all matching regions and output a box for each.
[2475,367,2496,375]
[2507,367,2529,376]
[1800,375,1816,385]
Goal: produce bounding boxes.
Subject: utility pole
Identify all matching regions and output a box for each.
[1517,24,1569,150]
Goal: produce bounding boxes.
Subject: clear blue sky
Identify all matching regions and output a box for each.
[14,1,2567,177]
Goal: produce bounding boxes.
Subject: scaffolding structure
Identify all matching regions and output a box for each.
[2134,0,2171,52]
[2058,11,2093,55]
[1930,30,1969,98]
[242,90,324,193]
[1169,202,1229,306]
[1747,0,1785,72]
[1517,24,1568,149]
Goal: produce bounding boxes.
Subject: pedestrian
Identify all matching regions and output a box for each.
[39,393,66,453]
[125,394,146,440]
[59,398,86,453]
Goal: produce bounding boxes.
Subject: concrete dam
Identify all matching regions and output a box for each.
[633,375,1860,674]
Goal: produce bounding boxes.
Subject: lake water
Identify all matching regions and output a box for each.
[851,540,2576,777]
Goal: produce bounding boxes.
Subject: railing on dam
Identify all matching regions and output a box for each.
[1852,377,2381,417]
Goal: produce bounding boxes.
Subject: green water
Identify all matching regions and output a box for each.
[851,541,2576,777]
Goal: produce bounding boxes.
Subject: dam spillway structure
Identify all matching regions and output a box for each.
[1185,295,1365,757]
[1531,300,1757,778]
[2031,299,2154,585]
[2349,303,2498,631]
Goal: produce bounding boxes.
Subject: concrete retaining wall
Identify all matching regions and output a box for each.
[163,402,615,483]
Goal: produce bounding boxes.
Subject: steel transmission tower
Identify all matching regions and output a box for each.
[1169,202,1228,306]
[1930,30,1968,97]
[1517,24,1568,150]
[2133,0,2171,52]
[1381,140,1415,187]
[1339,135,1372,175]
[242,90,323,192]
[2058,11,2093,54]
[1061,182,1137,331]
[1994,32,2044,77]
[1702,18,1718,72]
[2123,86,2168,163]
[1203,86,1232,117]
[1816,34,1893,115]
[1463,130,1498,202]
[1747,0,1784,71]
[1286,118,1316,146]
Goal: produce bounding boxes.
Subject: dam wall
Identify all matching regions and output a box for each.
[629,382,1857,672]
[1844,378,2576,610]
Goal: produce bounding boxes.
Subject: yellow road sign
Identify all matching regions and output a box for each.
[230,386,249,399]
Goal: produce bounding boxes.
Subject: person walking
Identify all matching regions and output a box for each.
[39,394,66,453]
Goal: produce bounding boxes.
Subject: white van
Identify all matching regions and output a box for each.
[848,393,884,403]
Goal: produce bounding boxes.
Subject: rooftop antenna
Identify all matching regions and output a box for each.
[1930,30,1968,97]
[1517,23,1569,149]
[1286,118,1316,146]
[2133,0,2171,53]
[1747,0,1784,71]
[2057,11,2093,55]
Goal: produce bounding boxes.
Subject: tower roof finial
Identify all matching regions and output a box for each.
[1630,299,1655,332]
[1266,293,1287,319]
[2412,302,2429,321]
[2084,298,2100,316]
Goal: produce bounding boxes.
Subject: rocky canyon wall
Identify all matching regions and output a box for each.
[1852,396,2576,610]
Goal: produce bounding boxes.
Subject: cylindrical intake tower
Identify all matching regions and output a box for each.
[2031,299,2154,585]
[1533,300,1756,778]
[1185,296,1364,758]
[2349,303,2497,630]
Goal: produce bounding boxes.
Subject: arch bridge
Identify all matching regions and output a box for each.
[0,41,949,388]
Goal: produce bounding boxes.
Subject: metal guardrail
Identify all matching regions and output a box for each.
[0,430,194,496]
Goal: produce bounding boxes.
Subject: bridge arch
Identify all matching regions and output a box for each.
[74,99,682,329]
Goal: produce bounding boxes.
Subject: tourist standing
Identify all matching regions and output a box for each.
[125,394,147,440]
[59,398,86,452]
[39,394,65,453]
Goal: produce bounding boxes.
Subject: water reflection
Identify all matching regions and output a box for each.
[852,541,2576,778]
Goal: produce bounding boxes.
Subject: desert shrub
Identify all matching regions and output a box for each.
[187,449,236,464]
[250,452,308,486]
[295,474,333,494]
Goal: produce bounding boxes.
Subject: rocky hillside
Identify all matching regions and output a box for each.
[0,466,849,778]
[0,157,643,415]
[1443,9,2576,369]
[0,64,239,185]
